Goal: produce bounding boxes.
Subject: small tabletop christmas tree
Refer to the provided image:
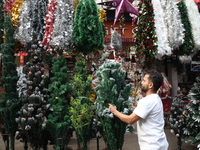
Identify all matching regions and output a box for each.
[46,55,73,150]
[95,61,132,150]
[69,55,94,150]
[183,77,200,145]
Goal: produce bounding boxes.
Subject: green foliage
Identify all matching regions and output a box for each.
[70,55,94,150]
[95,61,132,150]
[0,0,3,45]
[0,16,21,150]
[174,1,194,56]
[72,0,104,55]
[47,55,73,150]
[183,76,200,144]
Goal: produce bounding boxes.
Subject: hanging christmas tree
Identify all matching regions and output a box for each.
[169,93,189,150]
[95,61,132,150]
[183,76,200,145]
[46,55,73,150]
[69,55,94,150]
[72,0,104,55]
[0,16,21,150]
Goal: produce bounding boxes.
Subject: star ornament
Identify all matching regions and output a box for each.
[98,0,139,25]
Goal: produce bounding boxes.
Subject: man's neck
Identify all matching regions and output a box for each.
[145,91,157,96]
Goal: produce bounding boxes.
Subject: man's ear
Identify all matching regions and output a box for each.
[149,82,154,89]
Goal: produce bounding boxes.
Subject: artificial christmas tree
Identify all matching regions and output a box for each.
[16,47,51,150]
[169,92,189,150]
[0,16,21,150]
[72,0,104,55]
[46,55,73,150]
[69,55,94,150]
[95,61,132,150]
[183,77,200,145]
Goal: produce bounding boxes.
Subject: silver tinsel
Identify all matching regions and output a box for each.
[49,0,74,51]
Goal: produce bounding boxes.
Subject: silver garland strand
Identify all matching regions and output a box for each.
[49,0,74,52]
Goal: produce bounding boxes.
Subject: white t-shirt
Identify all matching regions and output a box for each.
[133,94,169,150]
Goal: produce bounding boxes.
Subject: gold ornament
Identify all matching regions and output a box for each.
[11,0,25,26]
[99,8,107,23]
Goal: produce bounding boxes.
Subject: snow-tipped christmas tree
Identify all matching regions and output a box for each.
[16,47,51,150]
[69,55,94,150]
[46,55,73,150]
[0,16,21,150]
[183,77,200,145]
[95,61,132,150]
[169,93,189,150]
[72,0,104,55]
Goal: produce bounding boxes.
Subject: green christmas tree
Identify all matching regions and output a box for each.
[0,16,21,150]
[16,47,51,150]
[95,61,132,150]
[183,77,200,145]
[46,55,73,150]
[72,0,104,55]
[169,93,189,150]
[69,55,94,150]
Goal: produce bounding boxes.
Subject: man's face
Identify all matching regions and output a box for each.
[141,74,150,93]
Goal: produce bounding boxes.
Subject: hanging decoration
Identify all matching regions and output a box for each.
[98,0,139,25]
[40,0,57,51]
[14,0,33,45]
[178,55,192,64]
[11,0,24,26]
[72,0,104,55]
[49,0,74,52]
[132,0,158,64]
[174,1,194,57]
[32,0,48,43]
[160,0,185,50]
[3,0,15,13]
[151,0,171,59]
[99,7,107,23]
[110,29,122,50]
[184,0,200,55]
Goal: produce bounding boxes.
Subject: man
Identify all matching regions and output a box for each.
[109,70,169,150]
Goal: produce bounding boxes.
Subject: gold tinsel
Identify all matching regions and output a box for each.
[73,0,80,11]
[99,8,107,23]
[11,0,24,26]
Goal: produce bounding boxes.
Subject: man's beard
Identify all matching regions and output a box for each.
[141,86,148,93]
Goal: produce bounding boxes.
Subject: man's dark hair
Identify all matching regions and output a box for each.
[145,70,163,92]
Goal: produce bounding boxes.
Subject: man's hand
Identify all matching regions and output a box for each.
[108,103,117,113]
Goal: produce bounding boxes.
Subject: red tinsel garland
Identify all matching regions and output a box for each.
[40,0,57,51]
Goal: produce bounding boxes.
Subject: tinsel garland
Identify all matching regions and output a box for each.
[174,1,194,57]
[184,0,200,54]
[40,0,57,51]
[132,0,158,63]
[31,0,48,43]
[160,0,185,50]
[99,7,107,23]
[3,0,15,13]
[151,0,171,59]
[11,0,24,26]
[0,0,3,44]
[49,0,74,52]
[14,0,33,45]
